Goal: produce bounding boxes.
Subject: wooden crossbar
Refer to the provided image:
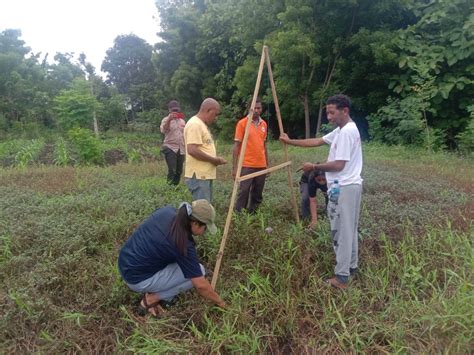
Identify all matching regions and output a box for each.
[236,161,292,182]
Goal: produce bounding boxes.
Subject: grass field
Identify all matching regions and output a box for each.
[0,138,473,353]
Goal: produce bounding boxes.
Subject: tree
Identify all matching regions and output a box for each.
[0,29,53,130]
[390,0,474,148]
[79,53,100,136]
[101,34,156,117]
[54,79,102,131]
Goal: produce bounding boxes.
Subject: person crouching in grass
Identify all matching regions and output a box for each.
[300,167,328,230]
[118,199,226,317]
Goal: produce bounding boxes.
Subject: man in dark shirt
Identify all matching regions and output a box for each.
[300,169,328,229]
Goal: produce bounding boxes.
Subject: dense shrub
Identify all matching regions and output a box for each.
[67,127,103,165]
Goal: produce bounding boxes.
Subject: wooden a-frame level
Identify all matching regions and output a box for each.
[211,45,299,289]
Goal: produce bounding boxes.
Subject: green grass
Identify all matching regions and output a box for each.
[0,140,472,353]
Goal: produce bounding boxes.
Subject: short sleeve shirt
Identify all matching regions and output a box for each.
[234,117,267,168]
[118,206,203,284]
[300,171,328,197]
[323,121,363,186]
[184,116,217,179]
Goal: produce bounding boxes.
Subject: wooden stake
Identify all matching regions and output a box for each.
[211,46,267,289]
[264,46,300,223]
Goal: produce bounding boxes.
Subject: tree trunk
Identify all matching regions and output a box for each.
[92,110,99,138]
[303,94,310,139]
[316,100,324,137]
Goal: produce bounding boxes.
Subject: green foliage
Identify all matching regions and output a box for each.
[393,0,474,147]
[67,127,103,165]
[53,137,72,166]
[368,96,425,145]
[54,79,102,131]
[456,105,474,154]
[14,139,44,167]
[102,34,157,115]
[0,141,472,352]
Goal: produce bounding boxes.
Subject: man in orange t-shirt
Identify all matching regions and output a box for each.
[232,99,269,213]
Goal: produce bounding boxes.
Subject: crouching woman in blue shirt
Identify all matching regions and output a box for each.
[118,199,225,317]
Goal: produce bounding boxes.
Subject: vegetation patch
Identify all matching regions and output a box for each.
[0,142,472,353]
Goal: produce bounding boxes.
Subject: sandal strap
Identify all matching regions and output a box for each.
[142,293,161,310]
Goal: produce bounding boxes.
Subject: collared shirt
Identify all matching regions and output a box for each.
[184,116,217,180]
[234,116,267,168]
[160,114,185,154]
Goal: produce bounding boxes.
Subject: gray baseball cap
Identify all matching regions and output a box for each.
[191,199,217,234]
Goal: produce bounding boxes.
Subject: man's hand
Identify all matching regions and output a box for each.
[232,167,237,180]
[302,162,315,172]
[279,133,290,144]
[214,157,227,166]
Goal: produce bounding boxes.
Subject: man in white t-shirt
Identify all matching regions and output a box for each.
[280,94,363,290]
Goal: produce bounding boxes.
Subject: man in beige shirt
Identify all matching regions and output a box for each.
[184,98,227,202]
[160,100,186,185]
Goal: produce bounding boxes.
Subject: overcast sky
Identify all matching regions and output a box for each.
[0,0,160,75]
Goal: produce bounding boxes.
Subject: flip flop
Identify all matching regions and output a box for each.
[136,293,166,318]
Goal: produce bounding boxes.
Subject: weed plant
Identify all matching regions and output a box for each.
[14,139,45,167]
[53,137,72,166]
[0,142,472,353]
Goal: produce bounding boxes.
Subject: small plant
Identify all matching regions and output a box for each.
[68,127,104,165]
[14,139,45,167]
[53,137,71,166]
[127,148,142,164]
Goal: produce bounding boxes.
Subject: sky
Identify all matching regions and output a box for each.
[0,0,160,76]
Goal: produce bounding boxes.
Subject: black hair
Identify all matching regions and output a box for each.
[167,100,180,112]
[170,205,205,256]
[326,94,351,111]
[245,97,262,115]
[309,162,326,181]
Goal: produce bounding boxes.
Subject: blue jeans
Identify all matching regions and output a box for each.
[126,263,205,301]
[185,174,213,202]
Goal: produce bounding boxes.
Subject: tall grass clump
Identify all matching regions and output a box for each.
[53,137,72,166]
[14,139,45,167]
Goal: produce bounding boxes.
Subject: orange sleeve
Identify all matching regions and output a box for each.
[234,118,245,141]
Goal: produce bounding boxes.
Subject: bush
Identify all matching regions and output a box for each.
[368,96,425,146]
[67,127,103,165]
[456,105,474,155]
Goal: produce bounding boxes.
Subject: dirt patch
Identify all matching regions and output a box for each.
[37,144,55,165]
[0,167,77,194]
[104,149,127,165]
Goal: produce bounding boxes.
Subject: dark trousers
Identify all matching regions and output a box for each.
[235,167,266,213]
[162,147,184,185]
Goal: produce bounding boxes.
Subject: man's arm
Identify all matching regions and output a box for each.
[309,197,318,229]
[160,114,173,133]
[187,144,227,166]
[302,160,346,173]
[232,140,241,179]
[191,276,226,308]
[279,133,326,147]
